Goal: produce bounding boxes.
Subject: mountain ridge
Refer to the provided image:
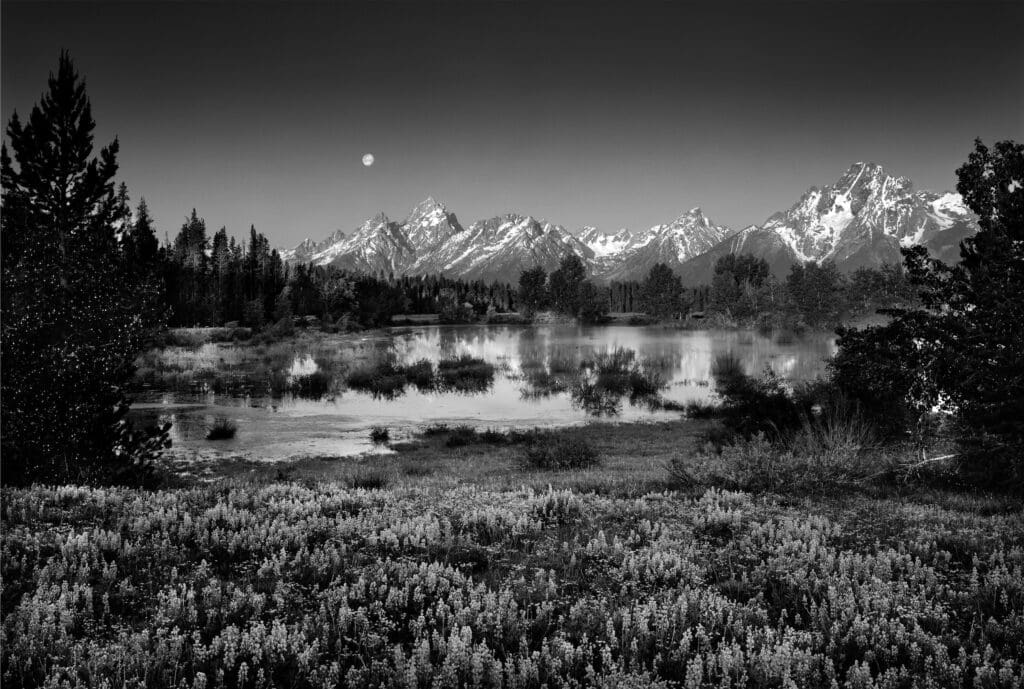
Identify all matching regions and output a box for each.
[279,163,978,284]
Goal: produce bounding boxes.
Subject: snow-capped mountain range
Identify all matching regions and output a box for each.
[280,163,977,284]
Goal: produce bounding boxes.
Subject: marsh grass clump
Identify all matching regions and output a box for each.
[344,466,392,489]
[519,368,571,399]
[291,370,334,399]
[478,427,507,444]
[570,348,668,416]
[205,417,237,440]
[445,425,479,447]
[522,431,600,470]
[421,423,450,436]
[346,361,409,398]
[669,402,885,494]
[437,354,495,393]
[710,351,745,381]
[370,426,390,444]
[403,358,435,391]
[684,399,720,418]
[786,397,876,465]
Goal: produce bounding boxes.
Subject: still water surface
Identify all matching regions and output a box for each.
[131,325,836,462]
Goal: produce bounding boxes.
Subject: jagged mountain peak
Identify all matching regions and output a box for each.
[756,161,976,266]
[359,211,390,227]
[278,163,978,285]
[407,196,449,217]
[404,197,464,252]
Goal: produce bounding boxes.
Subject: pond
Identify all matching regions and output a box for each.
[130,325,837,462]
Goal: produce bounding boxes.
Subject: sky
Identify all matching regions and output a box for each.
[3,1,1022,249]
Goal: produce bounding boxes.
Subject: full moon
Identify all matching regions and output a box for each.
[362,153,374,167]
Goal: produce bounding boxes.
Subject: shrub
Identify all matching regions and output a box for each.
[478,427,507,444]
[710,356,805,441]
[522,433,600,470]
[445,425,478,447]
[205,418,237,440]
[786,396,877,466]
[370,426,390,444]
[421,423,450,436]
[669,406,884,495]
[684,399,720,419]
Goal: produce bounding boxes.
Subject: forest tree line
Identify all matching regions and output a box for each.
[153,204,917,331]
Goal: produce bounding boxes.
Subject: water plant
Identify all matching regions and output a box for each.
[370,426,390,443]
[436,354,495,393]
[205,417,237,440]
[522,431,600,470]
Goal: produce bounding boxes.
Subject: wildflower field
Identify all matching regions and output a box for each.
[2,481,1022,688]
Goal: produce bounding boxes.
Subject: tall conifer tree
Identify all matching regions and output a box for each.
[1,53,168,485]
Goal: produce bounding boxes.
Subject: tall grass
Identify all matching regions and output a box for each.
[710,351,745,380]
[669,400,884,494]
[436,354,495,393]
[787,397,876,466]
[521,431,600,470]
[205,417,237,440]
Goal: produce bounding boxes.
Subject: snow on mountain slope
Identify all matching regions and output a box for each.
[278,165,978,284]
[758,162,976,267]
[403,197,464,253]
[578,227,637,258]
[411,214,593,284]
[598,208,731,282]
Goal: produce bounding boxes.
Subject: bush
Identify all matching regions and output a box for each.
[711,360,805,441]
[684,400,720,419]
[522,433,600,470]
[421,423,450,436]
[478,427,507,444]
[370,426,390,444]
[206,418,237,440]
[445,425,478,447]
[670,433,878,495]
[786,396,877,466]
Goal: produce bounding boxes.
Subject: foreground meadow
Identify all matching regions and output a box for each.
[2,474,1022,688]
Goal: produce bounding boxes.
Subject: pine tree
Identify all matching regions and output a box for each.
[548,254,586,316]
[833,139,1024,487]
[517,266,548,317]
[125,198,160,269]
[638,263,685,319]
[1,53,169,485]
